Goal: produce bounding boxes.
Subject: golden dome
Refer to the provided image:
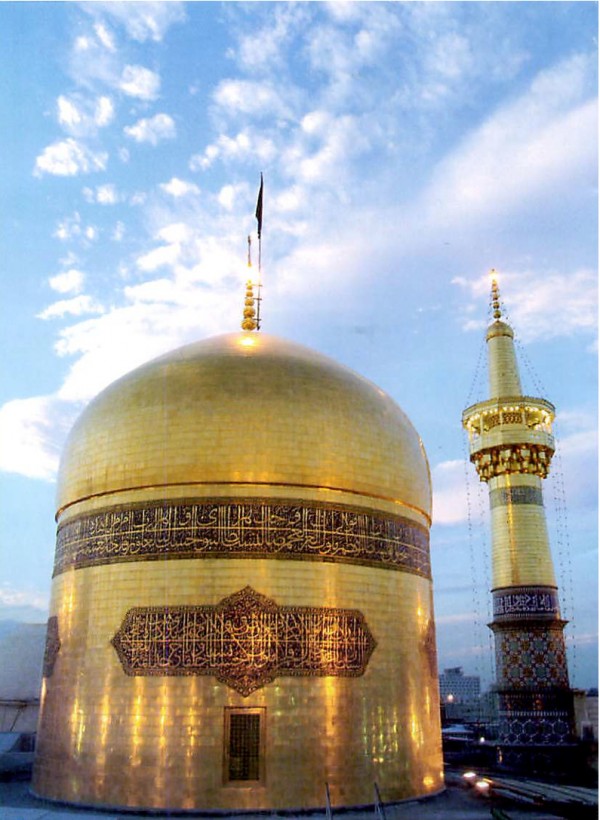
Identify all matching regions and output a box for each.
[57,332,431,521]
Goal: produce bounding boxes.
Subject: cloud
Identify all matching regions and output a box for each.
[160,177,200,198]
[93,21,116,52]
[83,183,119,204]
[49,269,84,295]
[421,53,597,227]
[119,64,161,99]
[454,268,597,343]
[0,396,79,481]
[213,79,291,119]
[37,295,105,321]
[190,129,276,170]
[95,96,115,126]
[432,459,473,525]
[84,1,186,43]
[124,113,176,145]
[0,585,49,612]
[34,138,108,177]
[57,94,114,136]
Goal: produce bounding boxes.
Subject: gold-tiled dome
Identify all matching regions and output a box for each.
[57,332,431,521]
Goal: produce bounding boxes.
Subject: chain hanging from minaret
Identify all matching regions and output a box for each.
[462,270,576,773]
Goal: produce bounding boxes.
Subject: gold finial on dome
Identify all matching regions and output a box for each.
[241,280,258,331]
[490,268,502,321]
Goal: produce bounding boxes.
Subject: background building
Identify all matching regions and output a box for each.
[439,667,481,705]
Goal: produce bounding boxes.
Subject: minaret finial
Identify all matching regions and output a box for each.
[490,268,502,321]
[241,280,258,331]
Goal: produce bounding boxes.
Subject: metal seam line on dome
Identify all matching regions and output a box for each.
[54,479,433,526]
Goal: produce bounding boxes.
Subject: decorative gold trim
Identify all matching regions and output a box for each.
[56,480,431,525]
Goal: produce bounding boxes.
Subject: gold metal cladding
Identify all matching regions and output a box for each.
[56,333,432,521]
[33,562,442,810]
[111,587,377,696]
[53,499,431,579]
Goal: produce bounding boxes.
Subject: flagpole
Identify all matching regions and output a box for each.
[255,173,264,330]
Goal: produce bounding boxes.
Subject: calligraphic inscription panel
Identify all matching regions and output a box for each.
[55,500,430,578]
[112,586,377,695]
[493,586,560,620]
[490,486,544,509]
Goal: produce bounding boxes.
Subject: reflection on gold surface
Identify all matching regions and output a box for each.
[56,334,431,520]
[33,560,442,810]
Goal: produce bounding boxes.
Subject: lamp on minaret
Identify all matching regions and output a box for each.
[462,271,576,773]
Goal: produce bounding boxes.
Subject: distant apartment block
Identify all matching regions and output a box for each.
[439,666,481,704]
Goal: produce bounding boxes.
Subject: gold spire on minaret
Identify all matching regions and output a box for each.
[241,280,258,331]
[490,269,502,320]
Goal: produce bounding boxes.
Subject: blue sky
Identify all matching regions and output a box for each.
[0,1,597,690]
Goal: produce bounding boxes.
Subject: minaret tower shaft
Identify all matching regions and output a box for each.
[462,273,575,770]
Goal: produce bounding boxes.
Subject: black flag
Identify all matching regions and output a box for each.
[255,173,263,239]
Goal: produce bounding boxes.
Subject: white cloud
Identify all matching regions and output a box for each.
[96,183,118,204]
[119,64,160,99]
[93,21,116,52]
[136,244,180,273]
[57,94,114,136]
[421,54,597,227]
[0,584,49,612]
[54,213,82,241]
[135,223,190,272]
[49,269,84,295]
[38,295,104,320]
[124,113,176,145]
[432,459,472,526]
[157,223,190,244]
[57,96,83,129]
[190,129,275,170]
[34,138,108,177]
[160,177,200,198]
[0,396,79,481]
[218,184,239,210]
[454,268,597,343]
[95,95,115,126]
[84,1,186,43]
[112,221,125,241]
[213,79,290,118]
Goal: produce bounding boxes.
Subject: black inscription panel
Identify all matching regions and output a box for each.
[112,587,377,696]
[490,486,544,509]
[54,500,430,578]
[493,586,560,619]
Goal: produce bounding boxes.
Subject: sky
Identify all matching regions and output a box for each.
[0,1,597,691]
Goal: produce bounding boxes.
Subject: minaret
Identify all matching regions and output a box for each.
[462,272,575,771]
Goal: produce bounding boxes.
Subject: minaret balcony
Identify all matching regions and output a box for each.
[462,396,555,440]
